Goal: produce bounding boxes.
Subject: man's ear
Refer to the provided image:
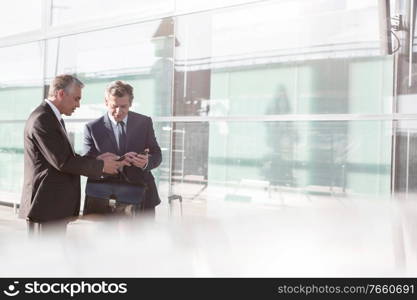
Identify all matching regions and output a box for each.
[57,89,65,99]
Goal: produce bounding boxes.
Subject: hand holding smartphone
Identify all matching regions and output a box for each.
[116,150,149,162]
[139,149,149,156]
[116,155,126,161]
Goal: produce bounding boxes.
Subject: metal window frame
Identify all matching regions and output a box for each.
[0,0,271,49]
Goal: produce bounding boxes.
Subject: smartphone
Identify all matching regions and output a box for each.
[116,155,126,161]
[139,149,149,156]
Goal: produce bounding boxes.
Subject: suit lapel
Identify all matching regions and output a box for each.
[125,112,135,150]
[58,121,76,156]
[43,102,75,156]
[103,113,119,153]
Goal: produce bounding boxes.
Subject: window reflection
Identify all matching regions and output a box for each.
[0,42,43,201]
[174,1,391,118]
[169,1,393,203]
[169,120,391,203]
[0,124,25,197]
[50,20,174,118]
[51,0,175,26]
[0,42,43,121]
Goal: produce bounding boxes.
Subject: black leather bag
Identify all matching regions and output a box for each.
[121,166,148,187]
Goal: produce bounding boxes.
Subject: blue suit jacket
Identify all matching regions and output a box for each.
[83,111,162,208]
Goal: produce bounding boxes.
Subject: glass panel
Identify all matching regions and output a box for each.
[393,119,417,197]
[0,42,44,121]
[50,19,174,119]
[174,0,393,116]
[168,120,392,214]
[0,123,25,203]
[175,0,262,14]
[0,1,42,38]
[0,42,43,203]
[51,0,175,26]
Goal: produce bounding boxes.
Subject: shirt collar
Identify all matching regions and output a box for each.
[45,99,62,121]
[107,112,128,127]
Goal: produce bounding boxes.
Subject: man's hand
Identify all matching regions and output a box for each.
[124,151,149,169]
[101,156,130,174]
[96,152,118,160]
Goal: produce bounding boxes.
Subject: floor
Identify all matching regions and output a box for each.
[0,193,416,277]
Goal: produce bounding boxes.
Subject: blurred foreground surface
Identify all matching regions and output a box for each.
[0,196,416,277]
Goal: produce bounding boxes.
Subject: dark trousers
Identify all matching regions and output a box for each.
[27,219,69,237]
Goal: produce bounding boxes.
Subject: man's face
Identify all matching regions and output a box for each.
[58,85,82,116]
[106,95,131,122]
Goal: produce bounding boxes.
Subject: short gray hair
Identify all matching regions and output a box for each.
[48,74,84,97]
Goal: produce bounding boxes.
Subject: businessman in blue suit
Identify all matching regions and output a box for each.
[83,80,162,217]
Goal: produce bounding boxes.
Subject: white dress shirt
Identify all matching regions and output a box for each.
[107,113,128,149]
[44,99,74,152]
[45,99,65,130]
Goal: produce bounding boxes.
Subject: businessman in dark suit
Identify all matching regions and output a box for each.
[19,74,127,235]
[83,80,162,217]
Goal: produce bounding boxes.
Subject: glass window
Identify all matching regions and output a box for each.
[0,0,401,210]
[0,42,44,121]
[0,0,42,38]
[167,0,395,208]
[0,123,25,198]
[51,0,175,26]
[0,42,43,203]
[393,120,417,195]
[168,120,392,208]
[173,0,393,116]
[175,0,262,14]
[49,19,174,119]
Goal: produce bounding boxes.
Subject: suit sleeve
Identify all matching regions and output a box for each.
[31,116,103,177]
[144,117,162,171]
[83,123,99,158]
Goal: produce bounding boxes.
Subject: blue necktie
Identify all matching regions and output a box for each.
[118,121,127,155]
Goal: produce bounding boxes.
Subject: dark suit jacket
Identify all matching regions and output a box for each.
[19,102,104,222]
[83,111,162,208]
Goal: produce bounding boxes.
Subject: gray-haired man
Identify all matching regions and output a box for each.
[19,74,128,235]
